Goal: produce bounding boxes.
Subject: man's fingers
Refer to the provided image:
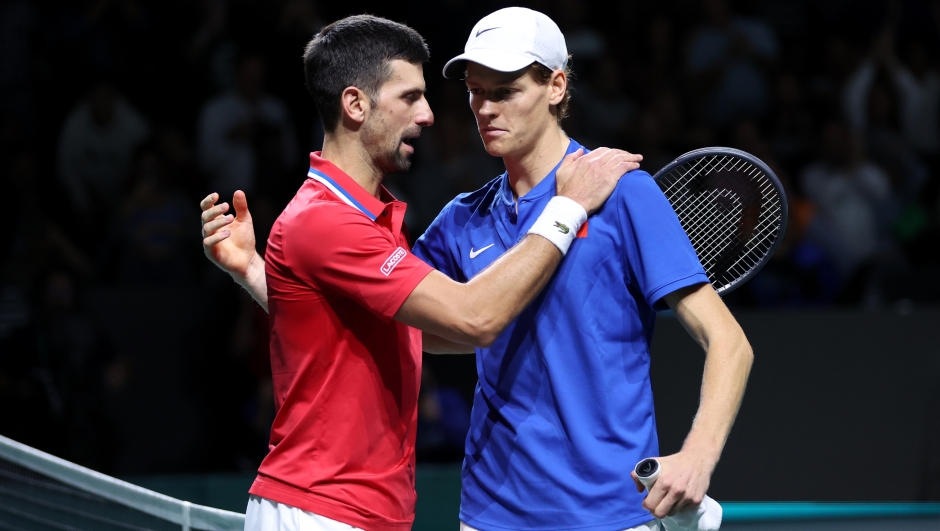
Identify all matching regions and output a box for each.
[642,483,666,513]
[653,488,682,519]
[631,471,645,493]
[200,193,220,211]
[202,215,234,236]
[559,148,585,168]
[203,230,231,248]
[667,499,693,517]
[201,202,230,224]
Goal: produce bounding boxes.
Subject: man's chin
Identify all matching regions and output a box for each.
[482,140,509,158]
[380,152,412,174]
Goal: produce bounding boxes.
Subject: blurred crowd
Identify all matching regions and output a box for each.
[2,0,940,474]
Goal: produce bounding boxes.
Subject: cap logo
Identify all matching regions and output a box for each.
[475,27,499,37]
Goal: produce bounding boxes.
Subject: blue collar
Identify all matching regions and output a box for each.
[496,139,583,209]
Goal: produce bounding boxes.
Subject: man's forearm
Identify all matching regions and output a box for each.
[682,333,753,463]
[456,234,562,344]
[236,253,269,313]
[395,234,563,347]
[666,284,754,463]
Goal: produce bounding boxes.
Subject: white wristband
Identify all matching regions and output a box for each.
[527,196,587,255]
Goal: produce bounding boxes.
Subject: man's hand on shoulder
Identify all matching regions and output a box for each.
[200,190,262,280]
[555,147,642,215]
[631,449,717,518]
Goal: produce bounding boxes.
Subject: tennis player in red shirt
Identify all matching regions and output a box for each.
[199,15,640,531]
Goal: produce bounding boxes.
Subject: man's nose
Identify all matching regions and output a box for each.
[478,98,498,117]
[416,100,434,127]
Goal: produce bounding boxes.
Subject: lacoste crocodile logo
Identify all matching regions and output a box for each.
[554,221,570,234]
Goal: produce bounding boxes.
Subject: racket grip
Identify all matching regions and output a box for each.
[633,458,723,531]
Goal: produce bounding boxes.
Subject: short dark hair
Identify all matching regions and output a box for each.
[529,56,574,125]
[303,15,430,132]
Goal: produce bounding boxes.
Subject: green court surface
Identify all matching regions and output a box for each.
[128,465,940,530]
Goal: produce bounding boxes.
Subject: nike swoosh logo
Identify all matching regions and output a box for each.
[469,243,495,258]
[475,27,499,37]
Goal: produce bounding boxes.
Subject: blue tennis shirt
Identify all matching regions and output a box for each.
[412,139,709,531]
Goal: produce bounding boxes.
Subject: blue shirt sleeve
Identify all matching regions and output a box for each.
[615,170,710,310]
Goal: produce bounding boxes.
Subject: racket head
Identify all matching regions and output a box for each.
[652,147,789,295]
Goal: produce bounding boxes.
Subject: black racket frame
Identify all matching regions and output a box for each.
[651,146,789,296]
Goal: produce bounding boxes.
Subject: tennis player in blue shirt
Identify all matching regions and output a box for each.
[407,8,752,531]
[201,8,752,531]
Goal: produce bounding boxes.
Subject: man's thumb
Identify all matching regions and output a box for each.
[233,190,252,220]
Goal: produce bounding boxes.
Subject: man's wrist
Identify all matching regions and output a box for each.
[527,196,587,255]
[680,437,723,468]
[236,253,265,287]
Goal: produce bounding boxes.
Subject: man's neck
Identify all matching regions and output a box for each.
[504,126,570,198]
[320,134,384,198]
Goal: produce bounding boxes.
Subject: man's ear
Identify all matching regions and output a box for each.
[341,86,370,127]
[548,69,567,106]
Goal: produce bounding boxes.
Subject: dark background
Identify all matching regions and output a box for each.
[2,0,940,502]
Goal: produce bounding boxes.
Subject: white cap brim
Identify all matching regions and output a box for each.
[442,48,537,79]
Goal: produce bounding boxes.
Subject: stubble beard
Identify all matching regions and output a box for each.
[363,117,418,174]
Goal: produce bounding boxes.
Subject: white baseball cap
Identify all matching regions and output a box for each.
[442,7,568,79]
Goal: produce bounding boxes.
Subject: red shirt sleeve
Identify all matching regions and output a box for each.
[283,205,433,322]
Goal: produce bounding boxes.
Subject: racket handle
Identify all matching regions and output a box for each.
[633,458,723,531]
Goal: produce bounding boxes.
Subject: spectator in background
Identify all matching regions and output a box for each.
[767,71,815,172]
[152,125,206,205]
[729,119,841,306]
[860,67,929,206]
[197,51,297,201]
[57,81,150,216]
[116,143,197,286]
[34,270,125,471]
[800,120,896,297]
[686,0,778,127]
[187,0,236,95]
[4,148,95,290]
[844,29,940,158]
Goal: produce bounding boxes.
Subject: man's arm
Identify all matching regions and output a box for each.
[423,333,475,354]
[394,148,636,346]
[199,201,470,354]
[634,283,753,518]
[202,148,642,346]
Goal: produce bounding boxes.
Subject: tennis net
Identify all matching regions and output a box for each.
[0,434,245,531]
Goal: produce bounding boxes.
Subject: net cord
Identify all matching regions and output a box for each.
[0,434,245,531]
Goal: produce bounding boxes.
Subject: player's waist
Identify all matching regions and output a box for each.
[250,470,416,531]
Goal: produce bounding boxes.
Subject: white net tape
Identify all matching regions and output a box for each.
[0,434,245,531]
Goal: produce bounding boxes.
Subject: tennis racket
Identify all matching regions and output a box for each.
[652,147,788,296]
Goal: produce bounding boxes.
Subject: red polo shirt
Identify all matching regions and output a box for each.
[249,153,433,530]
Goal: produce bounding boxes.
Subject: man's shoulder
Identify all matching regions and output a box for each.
[277,184,376,236]
[610,168,658,204]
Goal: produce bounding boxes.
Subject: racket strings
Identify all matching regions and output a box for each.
[657,155,784,291]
